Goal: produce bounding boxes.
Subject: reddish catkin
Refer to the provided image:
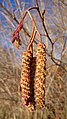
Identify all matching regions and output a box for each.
[34,41,46,109]
[20,50,32,106]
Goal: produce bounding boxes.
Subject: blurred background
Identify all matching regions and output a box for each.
[0,0,67,119]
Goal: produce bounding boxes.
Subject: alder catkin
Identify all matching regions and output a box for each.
[20,41,46,111]
[34,41,46,109]
[30,57,36,103]
[20,50,32,106]
[27,57,36,111]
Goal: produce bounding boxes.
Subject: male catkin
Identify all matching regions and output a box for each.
[34,41,46,109]
[20,50,32,106]
[27,57,36,111]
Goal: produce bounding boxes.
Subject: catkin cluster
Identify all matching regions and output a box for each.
[20,41,46,111]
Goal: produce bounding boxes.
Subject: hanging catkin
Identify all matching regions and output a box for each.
[20,29,36,111]
[30,57,36,102]
[20,50,32,106]
[34,41,46,109]
[27,57,36,111]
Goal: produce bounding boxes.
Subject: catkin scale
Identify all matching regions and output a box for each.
[34,41,46,109]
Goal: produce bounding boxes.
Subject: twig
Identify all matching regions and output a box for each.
[0,3,19,23]
[0,3,37,44]
[27,27,37,50]
[35,0,53,44]
[12,6,38,43]
[46,50,67,72]
[27,10,42,42]
[36,0,39,7]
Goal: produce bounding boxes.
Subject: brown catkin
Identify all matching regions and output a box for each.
[27,57,36,111]
[30,57,36,103]
[34,41,46,109]
[20,50,32,106]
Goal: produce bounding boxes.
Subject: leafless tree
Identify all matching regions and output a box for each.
[0,0,67,119]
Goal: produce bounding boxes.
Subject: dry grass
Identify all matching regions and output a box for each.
[0,46,67,119]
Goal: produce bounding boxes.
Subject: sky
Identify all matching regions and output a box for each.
[0,0,33,4]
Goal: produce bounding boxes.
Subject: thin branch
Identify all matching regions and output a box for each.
[42,9,45,21]
[0,3,37,44]
[51,57,67,72]
[0,11,15,28]
[46,50,67,72]
[58,0,65,28]
[12,6,38,43]
[36,8,53,44]
[35,0,53,44]
[0,3,19,23]
[36,0,39,7]
[61,0,67,6]
[27,10,42,42]
[27,29,37,50]
[15,0,22,16]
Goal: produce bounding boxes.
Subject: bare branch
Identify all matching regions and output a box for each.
[36,8,53,44]
[0,3,37,44]
[36,0,39,7]
[0,11,15,28]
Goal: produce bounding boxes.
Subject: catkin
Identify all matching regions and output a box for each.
[20,41,46,111]
[27,57,36,111]
[34,41,46,109]
[30,57,36,103]
[20,50,32,106]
